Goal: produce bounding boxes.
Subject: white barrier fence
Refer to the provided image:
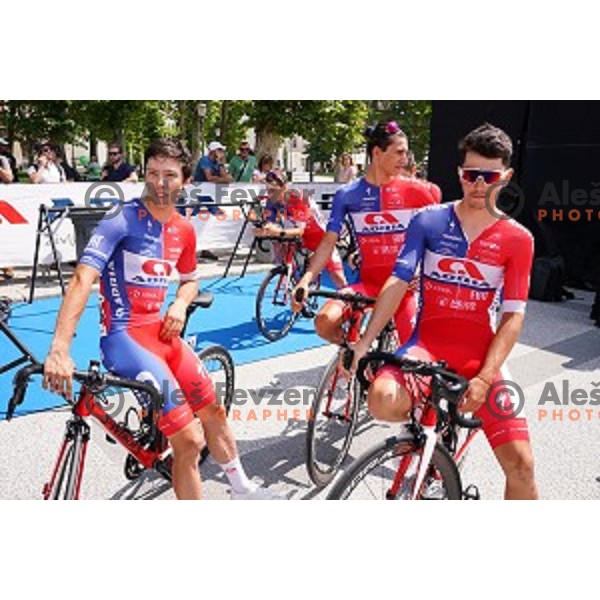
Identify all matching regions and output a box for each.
[0,182,342,268]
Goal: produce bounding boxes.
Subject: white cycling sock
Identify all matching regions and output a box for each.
[219,456,256,494]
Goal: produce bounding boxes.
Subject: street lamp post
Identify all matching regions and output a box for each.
[197,102,207,160]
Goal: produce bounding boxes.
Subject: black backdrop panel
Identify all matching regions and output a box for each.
[429,100,529,201]
[429,100,600,284]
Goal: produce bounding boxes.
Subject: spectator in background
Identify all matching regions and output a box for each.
[252,154,274,183]
[191,141,232,261]
[228,141,257,183]
[0,138,18,183]
[1,140,17,277]
[334,152,357,184]
[101,143,138,182]
[401,151,419,178]
[400,151,442,203]
[0,153,13,183]
[194,141,233,183]
[56,149,80,182]
[87,155,102,180]
[27,143,66,183]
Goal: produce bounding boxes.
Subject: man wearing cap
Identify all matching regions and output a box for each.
[190,142,233,261]
[194,141,233,184]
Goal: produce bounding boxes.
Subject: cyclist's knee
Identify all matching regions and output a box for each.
[496,442,536,483]
[315,308,342,340]
[367,377,410,421]
[170,421,203,461]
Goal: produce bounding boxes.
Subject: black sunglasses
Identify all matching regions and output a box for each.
[265,171,285,187]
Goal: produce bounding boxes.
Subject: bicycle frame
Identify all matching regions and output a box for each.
[44,385,169,499]
[320,306,368,421]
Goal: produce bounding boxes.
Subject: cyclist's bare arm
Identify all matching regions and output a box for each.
[160,280,199,341]
[461,311,525,413]
[44,264,99,398]
[478,311,524,385]
[292,231,338,311]
[256,222,304,238]
[350,276,409,371]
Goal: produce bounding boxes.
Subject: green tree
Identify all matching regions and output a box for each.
[368,100,433,170]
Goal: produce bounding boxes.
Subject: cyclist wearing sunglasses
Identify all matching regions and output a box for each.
[43,138,276,500]
[350,123,539,500]
[255,170,347,290]
[293,121,440,345]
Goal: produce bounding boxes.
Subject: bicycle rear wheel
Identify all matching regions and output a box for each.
[197,345,235,465]
[327,433,462,500]
[256,266,299,341]
[306,352,361,487]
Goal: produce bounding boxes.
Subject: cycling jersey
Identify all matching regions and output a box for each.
[380,201,534,449]
[327,176,440,288]
[265,193,343,276]
[325,176,439,342]
[80,198,214,437]
[80,198,200,335]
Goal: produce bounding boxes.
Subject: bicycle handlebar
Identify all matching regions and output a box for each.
[6,362,163,422]
[354,351,482,430]
[294,287,376,307]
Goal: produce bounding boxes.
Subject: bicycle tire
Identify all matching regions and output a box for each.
[197,345,235,465]
[256,266,299,341]
[327,433,462,500]
[306,352,361,487]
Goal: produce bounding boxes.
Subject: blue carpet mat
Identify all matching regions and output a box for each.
[1,271,341,417]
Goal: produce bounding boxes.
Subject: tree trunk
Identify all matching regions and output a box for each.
[255,125,280,166]
[191,101,203,164]
[220,100,228,143]
[89,134,98,160]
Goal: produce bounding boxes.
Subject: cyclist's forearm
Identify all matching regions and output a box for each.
[304,232,337,281]
[361,277,408,348]
[50,268,96,353]
[174,280,199,309]
[478,312,524,383]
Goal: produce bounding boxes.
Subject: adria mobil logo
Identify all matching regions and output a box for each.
[361,212,405,233]
[431,258,491,289]
[0,201,28,224]
[142,260,173,278]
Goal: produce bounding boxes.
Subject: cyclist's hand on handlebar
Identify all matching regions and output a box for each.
[43,349,75,400]
[345,339,369,379]
[292,277,310,313]
[460,376,490,414]
[160,299,186,341]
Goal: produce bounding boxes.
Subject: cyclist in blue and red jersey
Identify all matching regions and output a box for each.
[255,169,347,291]
[293,121,440,345]
[351,123,539,500]
[43,138,275,500]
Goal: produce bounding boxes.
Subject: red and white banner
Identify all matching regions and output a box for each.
[0,182,341,267]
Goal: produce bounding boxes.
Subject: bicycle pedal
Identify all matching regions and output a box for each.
[463,484,480,500]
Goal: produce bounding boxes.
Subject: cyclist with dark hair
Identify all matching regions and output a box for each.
[255,169,347,290]
[293,121,440,345]
[350,123,539,500]
[43,138,276,500]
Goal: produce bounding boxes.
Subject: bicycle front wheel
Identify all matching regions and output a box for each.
[306,352,361,487]
[45,427,86,500]
[197,345,235,465]
[327,433,462,500]
[256,266,299,341]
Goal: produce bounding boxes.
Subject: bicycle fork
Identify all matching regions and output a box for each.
[43,417,90,500]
